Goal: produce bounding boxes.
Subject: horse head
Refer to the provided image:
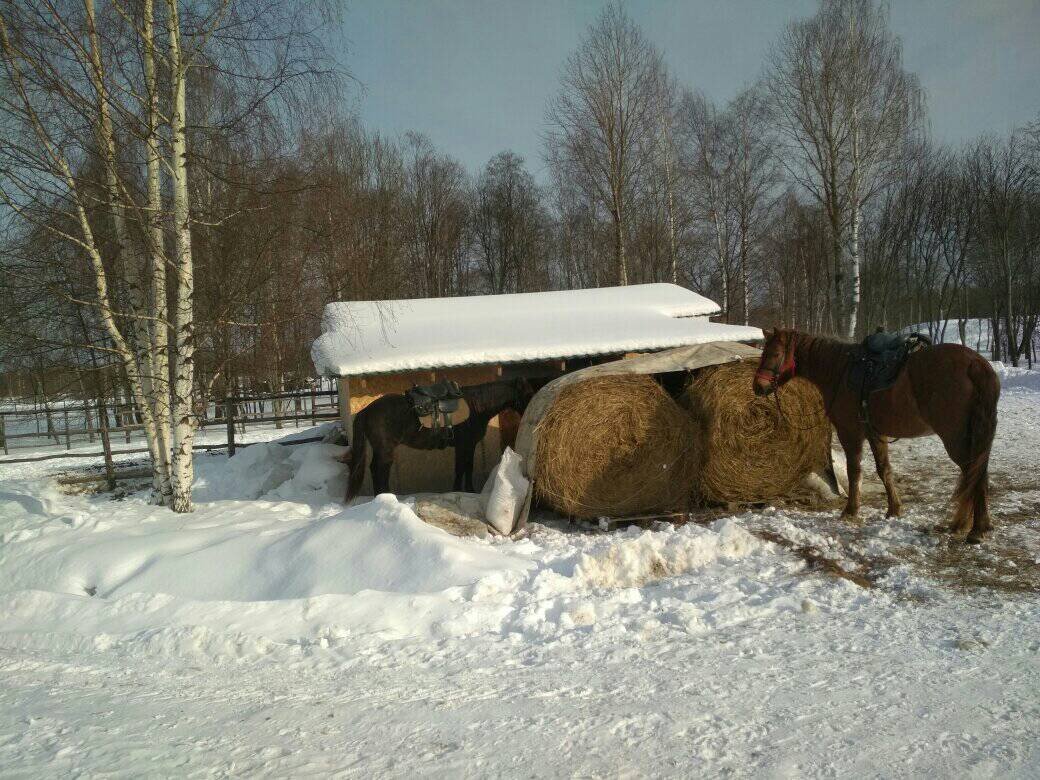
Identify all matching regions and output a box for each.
[753,328,798,396]
[511,376,535,412]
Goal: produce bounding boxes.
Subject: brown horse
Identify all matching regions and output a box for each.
[345,378,533,500]
[753,329,1000,543]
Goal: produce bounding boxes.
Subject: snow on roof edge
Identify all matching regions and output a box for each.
[311,284,762,377]
[314,327,764,377]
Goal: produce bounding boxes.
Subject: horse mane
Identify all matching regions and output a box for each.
[462,379,524,416]
[789,330,857,387]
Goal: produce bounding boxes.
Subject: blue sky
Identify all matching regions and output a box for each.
[335,0,1040,178]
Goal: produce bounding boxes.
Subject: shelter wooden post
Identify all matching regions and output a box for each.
[339,376,352,444]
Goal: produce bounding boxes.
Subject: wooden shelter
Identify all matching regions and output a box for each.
[311,284,762,495]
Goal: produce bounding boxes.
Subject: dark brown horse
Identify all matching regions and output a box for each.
[753,329,1000,543]
[345,378,533,500]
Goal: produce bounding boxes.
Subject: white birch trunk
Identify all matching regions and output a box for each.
[88,0,175,504]
[740,229,750,326]
[709,190,728,322]
[142,0,173,504]
[167,0,196,513]
[76,2,176,502]
[660,115,678,285]
[847,107,862,339]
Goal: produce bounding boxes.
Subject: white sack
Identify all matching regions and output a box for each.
[482,447,529,535]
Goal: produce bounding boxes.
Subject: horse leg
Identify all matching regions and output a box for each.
[463,445,476,492]
[964,362,998,543]
[370,450,393,495]
[455,439,475,492]
[942,437,994,544]
[969,477,993,542]
[838,429,865,520]
[867,434,902,518]
[453,438,466,491]
[937,434,975,540]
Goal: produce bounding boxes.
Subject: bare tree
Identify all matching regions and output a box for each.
[545,2,665,285]
[724,86,781,325]
[472,151,549,293]
[402,133,469,297]
[969,132,1040,365]
[679,90,736,319]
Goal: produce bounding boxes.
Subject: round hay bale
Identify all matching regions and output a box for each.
[681,360,830,504]
[534,375,700,519]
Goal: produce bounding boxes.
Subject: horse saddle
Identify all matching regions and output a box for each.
[407,380,464,419]
[848,330,931,399]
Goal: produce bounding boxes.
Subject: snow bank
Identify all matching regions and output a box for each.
[574,519,760,589]
[2,494,526,602]
[903,318,995,353]
[311,283,762,376]
[992,362,1040,393]
[0,433,529,604]
[0,426,815,650]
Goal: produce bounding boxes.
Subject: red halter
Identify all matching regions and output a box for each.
[755,350,797,386]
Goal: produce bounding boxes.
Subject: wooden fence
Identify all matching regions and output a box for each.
[0,387,341,480]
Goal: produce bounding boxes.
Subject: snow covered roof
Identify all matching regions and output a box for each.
[311,283,763,377]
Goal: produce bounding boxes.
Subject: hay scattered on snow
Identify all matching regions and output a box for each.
[534,375,700,519]
[681,360,830,504]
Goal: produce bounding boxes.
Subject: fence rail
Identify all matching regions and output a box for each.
[0,387,341,478]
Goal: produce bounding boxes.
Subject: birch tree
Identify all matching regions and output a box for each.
[768,0,922,337]
[0,0,338,511]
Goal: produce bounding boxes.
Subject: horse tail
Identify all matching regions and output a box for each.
[953,358,1000,536]
[346,411,368,501]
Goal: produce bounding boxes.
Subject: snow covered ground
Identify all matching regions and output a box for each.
[1,368,1039,777]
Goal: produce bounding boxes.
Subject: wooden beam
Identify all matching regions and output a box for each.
[340,376,353,444]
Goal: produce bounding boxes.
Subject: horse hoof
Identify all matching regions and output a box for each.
[964,535,985,545]
[886,509,903,519]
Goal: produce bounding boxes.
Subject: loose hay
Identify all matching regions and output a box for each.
[534,375,700,518]
[681,360,831,504]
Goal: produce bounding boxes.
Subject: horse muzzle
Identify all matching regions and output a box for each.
[753,371,776,396]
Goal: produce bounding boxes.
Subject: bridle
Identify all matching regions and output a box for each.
[756,337,838,434]
[755,346,796,391]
